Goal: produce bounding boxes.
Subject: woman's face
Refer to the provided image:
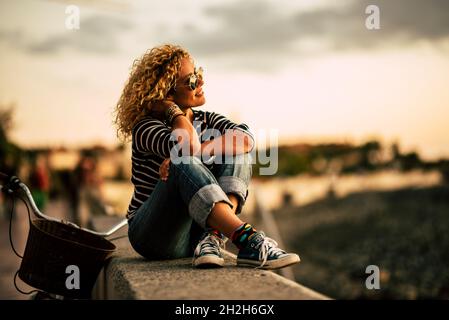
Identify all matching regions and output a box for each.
[169,57,205,108]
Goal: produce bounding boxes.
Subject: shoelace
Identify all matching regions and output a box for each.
[256,236,286,268]
[195,234,224,256]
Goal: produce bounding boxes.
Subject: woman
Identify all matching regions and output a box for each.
[114,44,300,269]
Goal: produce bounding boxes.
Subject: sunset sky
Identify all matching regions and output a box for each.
[1,0,448,160]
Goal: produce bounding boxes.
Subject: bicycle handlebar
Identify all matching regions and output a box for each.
[0,174,127,237]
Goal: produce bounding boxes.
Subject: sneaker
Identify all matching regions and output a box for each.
[237,232,300,270]
[193,232,225,268]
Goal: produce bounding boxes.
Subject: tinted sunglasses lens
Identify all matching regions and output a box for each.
[191,67,204,90]
[188,75,197,90]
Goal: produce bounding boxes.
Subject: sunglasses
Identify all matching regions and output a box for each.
[175,67,203,91]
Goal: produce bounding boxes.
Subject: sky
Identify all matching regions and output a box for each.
[1,0,449,160]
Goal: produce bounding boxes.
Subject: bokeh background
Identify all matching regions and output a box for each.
[1,0,448,299]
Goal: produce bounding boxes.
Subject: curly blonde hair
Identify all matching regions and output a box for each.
[114,44,190,141]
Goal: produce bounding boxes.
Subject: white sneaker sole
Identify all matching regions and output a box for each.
[193,255,225,268]
[237,254,300,270]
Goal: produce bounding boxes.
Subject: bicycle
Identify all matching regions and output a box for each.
[0,173,127,299]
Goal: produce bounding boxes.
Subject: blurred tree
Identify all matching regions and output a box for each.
[251,140,438,177]
[358,140,381,171]
[391,142,401,160]
[440,161,449,185]
[397,152,422,171]
[0,103,22,175]
[116,143,126,152]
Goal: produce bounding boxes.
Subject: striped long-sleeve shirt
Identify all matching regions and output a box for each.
[126,109,254,219]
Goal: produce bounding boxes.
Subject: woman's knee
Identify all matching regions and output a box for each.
[170,155,217,183]
[215,154,253,182]
[170,155,203,171]
[220,153,252,165]
[238,153,253,177]
[222,153,253,174]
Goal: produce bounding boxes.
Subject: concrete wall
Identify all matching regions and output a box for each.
[91,216,329,300]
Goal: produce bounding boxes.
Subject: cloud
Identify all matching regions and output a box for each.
[182,2,299,57]
[0,29,24,44]
[30,15,132,54]
[0,14,132,55]
[179,0,449,65]
[295,0,449,49]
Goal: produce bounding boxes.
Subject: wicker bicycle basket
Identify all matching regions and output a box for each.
[18,219,116,299]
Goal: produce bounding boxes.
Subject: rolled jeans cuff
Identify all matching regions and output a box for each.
[217,176,248,215]
[188,184,234,229]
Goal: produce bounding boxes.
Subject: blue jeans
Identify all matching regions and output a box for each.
[128,153,253,259]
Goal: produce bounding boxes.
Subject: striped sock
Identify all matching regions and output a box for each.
[231,223,256,249]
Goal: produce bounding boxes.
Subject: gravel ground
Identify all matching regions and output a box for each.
[270,185,449,299]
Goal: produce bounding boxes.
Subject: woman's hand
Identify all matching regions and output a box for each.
[159,158,171,181]
[149,98,175,121]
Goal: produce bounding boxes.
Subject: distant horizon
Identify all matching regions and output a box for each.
[11,133,449,162]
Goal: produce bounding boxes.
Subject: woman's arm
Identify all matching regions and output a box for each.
[201,129,254,157]
[200,110,255,157]
[150,100,201,156]
[171,115,202,156]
